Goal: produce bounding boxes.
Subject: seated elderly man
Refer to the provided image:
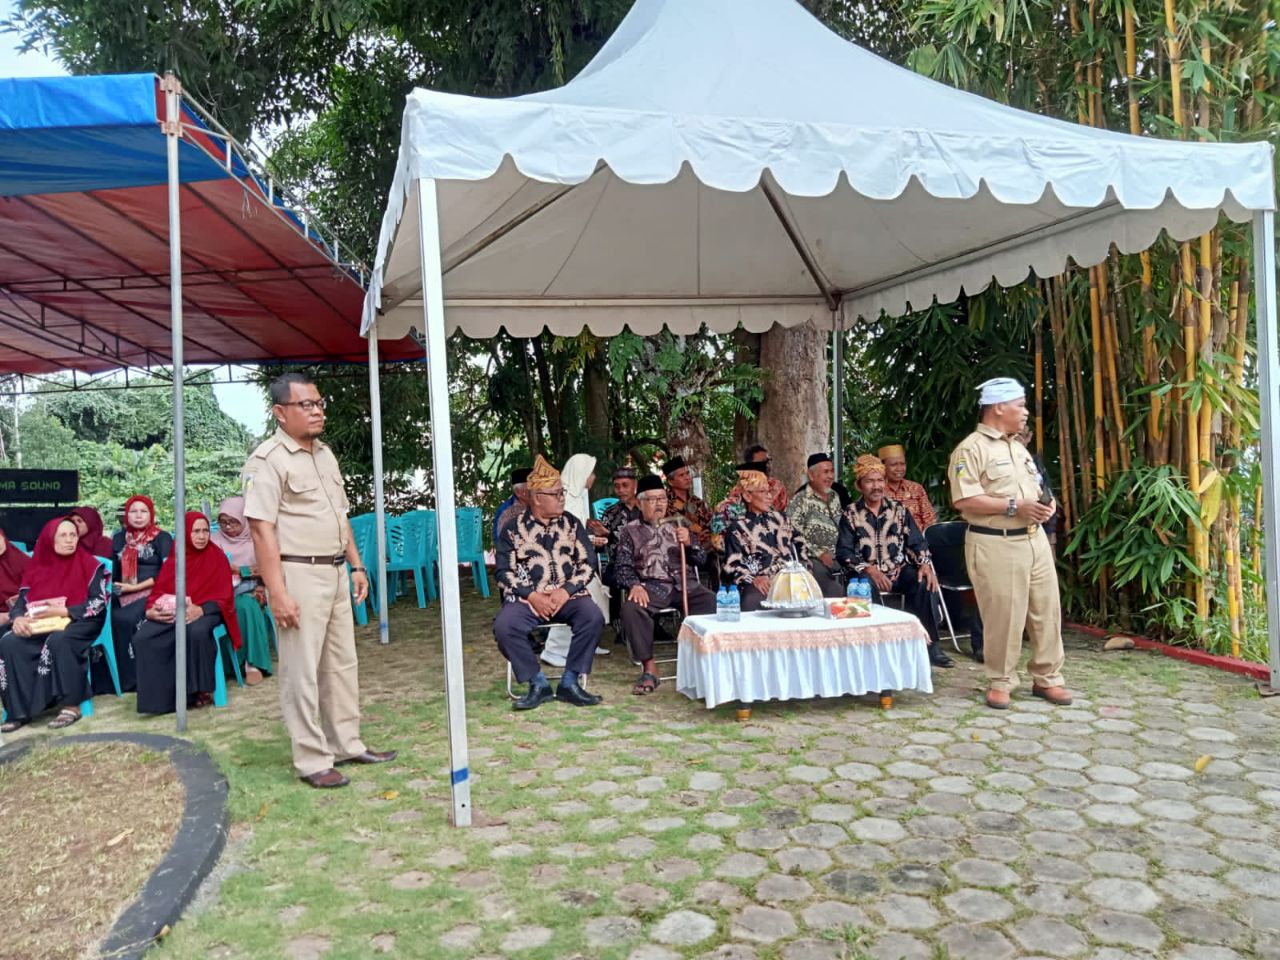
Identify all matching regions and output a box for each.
[722,468,809,612]
[837,454,954,668]
[494,455,605,710]
[615,475,717,695]
[787,452,844,598]
[878,444,937,530]
[493,466,531,542]
[663,455,717,586]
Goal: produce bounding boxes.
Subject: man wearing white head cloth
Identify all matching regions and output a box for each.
[947,378,1071,710]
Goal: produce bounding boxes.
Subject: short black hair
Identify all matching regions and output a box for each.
[743,443,769,462]
[979,403,995,419]
[269,372,316,406]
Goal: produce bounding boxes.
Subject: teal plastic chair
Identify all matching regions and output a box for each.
[348,515,380,623]
[455,507,490,598]
[385,515,428,608]
[80,556,122,718]
[9,541,28,554]
[403,510,439,601]
[212,623,241,707]
[593,498,619,521]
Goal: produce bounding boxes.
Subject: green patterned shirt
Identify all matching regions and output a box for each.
[786,486,842,559]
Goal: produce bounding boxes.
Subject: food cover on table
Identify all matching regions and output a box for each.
[761,559,824,615]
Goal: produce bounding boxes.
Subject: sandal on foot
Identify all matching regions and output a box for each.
[1,719,26,733]
[631,672,660,696]
[48,708,81,730]
[245,666,264,686]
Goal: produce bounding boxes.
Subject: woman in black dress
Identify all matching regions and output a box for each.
[99,494,172,694]
[0,517,109,731]
[134,512,240,715]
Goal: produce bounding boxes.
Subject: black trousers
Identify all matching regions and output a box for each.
[133,613,220,715]
[873,565,941,645]
[739,582,768,612]
[620,583,716,661]
[810,559,844,598]
[0,615,101,722]
[494,595,602,684]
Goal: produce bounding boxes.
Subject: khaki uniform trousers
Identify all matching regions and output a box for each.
[965,526,1065,692]
[277,563,365,776]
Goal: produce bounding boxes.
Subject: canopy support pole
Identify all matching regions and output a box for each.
[1252,210,1280,689]
[417,178,472,826]
[164,74,188,733]
[831,306,844,479]
[367,326,391,644]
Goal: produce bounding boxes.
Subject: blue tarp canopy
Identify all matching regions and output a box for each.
[0,73,416,373]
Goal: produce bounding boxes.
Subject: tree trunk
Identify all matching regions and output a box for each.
[669,413,712,474]
[583,341,610,453]
[756,323,829,492]
[733,328,761,458]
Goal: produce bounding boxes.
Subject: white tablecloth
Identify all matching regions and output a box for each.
[676,605,933,709]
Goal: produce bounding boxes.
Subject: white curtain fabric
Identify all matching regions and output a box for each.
[363,0,1274,340]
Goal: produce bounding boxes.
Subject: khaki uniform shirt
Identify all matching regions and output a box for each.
[242,428,350,555]
[947,423,1044,529]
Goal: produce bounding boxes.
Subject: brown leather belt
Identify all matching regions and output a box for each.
[967,524,1037,538]
[280,554,345,566]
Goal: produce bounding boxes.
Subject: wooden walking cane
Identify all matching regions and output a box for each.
[659,515,690,616]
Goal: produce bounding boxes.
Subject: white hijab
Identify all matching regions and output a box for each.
[560,453,597,526]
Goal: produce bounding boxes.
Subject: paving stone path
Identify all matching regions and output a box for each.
[44,596,1280,959]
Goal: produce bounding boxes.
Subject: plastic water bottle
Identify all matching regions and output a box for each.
[859,578,872,605]
[846,578,858,599]
[716,586,728,621]
[727,585,741,622]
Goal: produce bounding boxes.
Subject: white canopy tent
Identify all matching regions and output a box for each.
[362,0,1279,827]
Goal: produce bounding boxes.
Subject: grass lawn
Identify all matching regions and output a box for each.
[5,587,1278,960]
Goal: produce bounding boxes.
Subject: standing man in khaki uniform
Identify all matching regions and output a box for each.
[245,372,395,788]
[947,377,1072,710]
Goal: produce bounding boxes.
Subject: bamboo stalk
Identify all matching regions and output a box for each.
[1253,484,1263,603]
[1088,267,1106,492]
[1179,242,1205,619]
[1098,258,1130,473]
[1067,285,1094,510]
[1164,0,1185,132]
[1124,5,1140,134]
[1227,492,1241,656]
[1048,277,1076,530]
[1035,299,1045,454]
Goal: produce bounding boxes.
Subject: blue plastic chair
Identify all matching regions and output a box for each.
[349,514,379,617]
[455,507,490,598]
[593,498,619,521]
[9,541,28,554]
[80,556,122,718]
[385,515,428,608]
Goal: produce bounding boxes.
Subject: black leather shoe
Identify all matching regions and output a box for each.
[970,646,984,663]
[514,683,554,711]
[336,749,398,766]
[930,648,956,668]
[555,681,603,706]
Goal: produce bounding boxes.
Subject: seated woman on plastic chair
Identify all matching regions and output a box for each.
[0,525,31,630]
[133,512,241,715]
[210,496,272,685]
[104,495,173,694]
[0,517,110,732]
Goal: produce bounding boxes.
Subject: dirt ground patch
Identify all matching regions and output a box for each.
[0,742,185,960]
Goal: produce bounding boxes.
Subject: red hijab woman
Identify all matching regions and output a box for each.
[147,512,241,649]
[0,526,30,619]
[1,516,109,731]
[134,512,239,715]
[69,506,114,558]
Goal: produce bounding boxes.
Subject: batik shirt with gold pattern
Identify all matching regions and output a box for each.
[665,489,713,552]
[835,497,931,581]
[722,509,809,585]
[496,510,598,602]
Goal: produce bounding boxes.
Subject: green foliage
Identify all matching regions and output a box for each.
[5,377,254,527]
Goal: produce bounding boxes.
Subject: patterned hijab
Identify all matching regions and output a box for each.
[120,494,162,582]
[210,496,256,568]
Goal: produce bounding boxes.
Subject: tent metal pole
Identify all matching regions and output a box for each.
[1251,210,1280,689]
[367,325,391,645]
[164,74,188,733]
[831,306,844,480]
[417,178,472,826]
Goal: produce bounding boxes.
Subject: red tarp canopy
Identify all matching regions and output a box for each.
[0,74,419,374]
